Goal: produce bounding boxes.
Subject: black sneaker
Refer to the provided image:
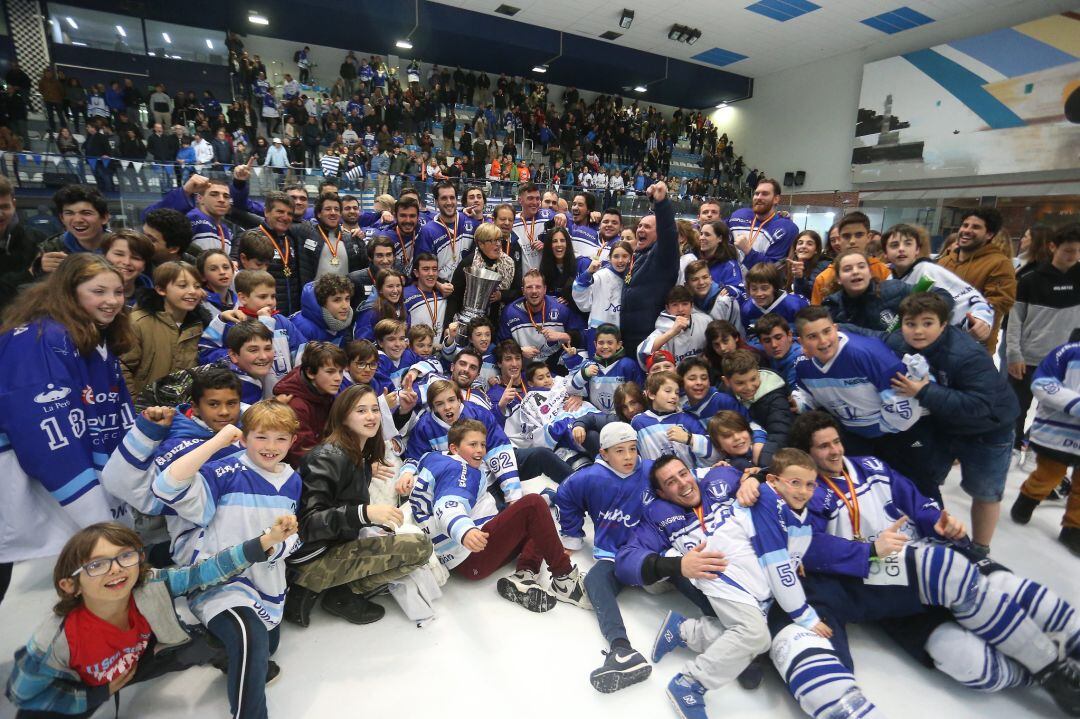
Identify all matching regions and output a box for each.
[1049,477,1074,501]
[496,569,556,613]
[320,585,386,625]
[265,660,281,686]
[1035,657,1080,716]
[1010,494,1040,525]
[736,659,764,690]
[1060,527,1080,559]
[589,648,651,693]
[283,585,320,628]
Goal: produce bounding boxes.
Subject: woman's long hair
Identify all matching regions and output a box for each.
[373,268,407,323]
[323,384,387,469]
[700,220,739,264]
[2,253,134,355]
[784,229,823,289]
[539,226,577,293]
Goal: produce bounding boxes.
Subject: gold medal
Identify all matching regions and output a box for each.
[330,257,340,266]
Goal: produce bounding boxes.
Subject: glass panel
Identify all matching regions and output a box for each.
[143,21,226,66]
[46,4,145,54]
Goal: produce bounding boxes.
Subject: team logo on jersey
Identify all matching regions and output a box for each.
[707,483,729,500]
[1043,382,1061,395]
[34,384,71,403]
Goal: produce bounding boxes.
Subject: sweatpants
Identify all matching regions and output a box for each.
[453,493,572,579]
[516,446,572,483]
[290,534,433,594]
[206,607,281,719]
[584,560,628,645]
[1021,452,1080,528]
[679,595,771,691]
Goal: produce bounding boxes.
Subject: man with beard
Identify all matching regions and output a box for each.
[375,195,421,276]
[416,180,475,284]
[297,193,368,285]
[727,178,798,268]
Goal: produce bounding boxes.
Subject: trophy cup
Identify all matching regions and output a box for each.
[456,267,502,324]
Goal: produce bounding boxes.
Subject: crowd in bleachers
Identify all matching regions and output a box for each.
[0,61,1078,719]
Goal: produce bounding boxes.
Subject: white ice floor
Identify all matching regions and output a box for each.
[1,460,1077,719]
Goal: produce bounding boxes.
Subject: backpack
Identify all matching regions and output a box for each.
[134,360,231,413]
[293,50,302,63]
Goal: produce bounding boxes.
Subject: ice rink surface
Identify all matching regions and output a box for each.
[1,461,1077,718]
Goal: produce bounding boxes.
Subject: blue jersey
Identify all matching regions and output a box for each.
[154,453,302,628]
[632,410,715,469]
[409,452,496,570]
[199,313,306,389]
[290,282,352,346]
[374,348,422,390]
[403,286,448,337]
[793,331,921,438]
[575,356,644,413]
[727,208,800,267]
[0,319,135,562]
[187,206,231,255]
[499,294,584,362]
[566,220,605,262]
[555,458,653,560]
[353,304,409,342]
[741,291,808,336]
[415,212,476,281]
[767,341,804,388]
[683,386,747,422]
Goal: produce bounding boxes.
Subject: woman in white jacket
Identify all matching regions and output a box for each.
[572,240,633,350]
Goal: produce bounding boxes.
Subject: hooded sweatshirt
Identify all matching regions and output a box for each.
[290,281,353,346]
[273,366,336,467]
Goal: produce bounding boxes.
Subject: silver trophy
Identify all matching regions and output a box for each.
[456,267,502,324]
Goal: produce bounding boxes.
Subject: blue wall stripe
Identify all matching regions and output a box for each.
[862,17,901,34]
[892,6,935,25]
[948,28,1078,78]
[748,3,795,21]
[902,48,1026,129]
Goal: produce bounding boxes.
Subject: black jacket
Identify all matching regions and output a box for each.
[744,369,795,466]
[291,443,377,564]
[146,132,179,163]
[296,224,369,286]
[621,198,678,346]
[0,222,44,309]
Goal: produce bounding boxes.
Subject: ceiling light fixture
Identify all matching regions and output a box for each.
[248,13,269,26]
[687,29,701,45]
[668,24,702,44]
[162,32,171,44]
[397,0,419,52]
[633,85,646,93]
[533,32,564,75]
[395,40,413,49]
[619,9,634,29]
[716,102,728,109]
[206,38,214,50]
[532,65,547,73]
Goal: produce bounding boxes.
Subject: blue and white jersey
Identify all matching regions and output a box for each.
[403,403,522,502]
[572,265,626,330]
[693,283,742,328]
[403,286,448,337]
[415,212,476,281]
[683,387,750,422]
[439,337,498,386]
[503,374,593,450]
[407,359,493,413]
[1029,342,1080,458]
[199,313,305,389]
[154,452,302,628]
[741,291,808,336]
[0,320,135,562]
[186,207,231,255]
[636,310,712,369]
[896,259,994,329]
[793,332,921,438]
[726,208,799,267]
[555,457,653,560]
[566,220,606,263]
[499,294,584,362]
[512,208,558,273]
[575,356,644,413]
[632,409,716,469]
[374,348,422,390]
[410,451,498,570]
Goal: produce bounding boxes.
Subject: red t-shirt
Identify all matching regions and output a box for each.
[64,596,152,686]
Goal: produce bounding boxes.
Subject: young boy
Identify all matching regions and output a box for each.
[574,323,645,415]
[487,339,527,424]
[637,286,712,369]
[409,418,589,611]
[233,228,276,271]
[153,402,303,719]
[632,371,715,470]
[722,349,795,467]
[273,341,348,466]
[886,292,1018,551]
[1011,338,1080,556]
[35,185,110,273]
[290,274,354,345]
[199,270,307,389]
[753,313,803,387]
[403,252,449,339]
[372,318,422,390]
[708,411,762,470]
[442,316,498,385]
[684,258,741,327]
[678,355,743,422]
[504,361,596,465]
[404,323,436,362]
[223,319,279,404]
[741,263,808,337]
[554,423,654,692]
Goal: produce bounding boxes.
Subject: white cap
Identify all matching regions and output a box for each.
[599,422,636,450]
[272,137,283,144]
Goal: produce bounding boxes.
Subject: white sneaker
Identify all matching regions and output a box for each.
[496,569,555,613]
[550,565,592,609]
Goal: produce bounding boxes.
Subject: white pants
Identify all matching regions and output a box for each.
[681,596,771,690]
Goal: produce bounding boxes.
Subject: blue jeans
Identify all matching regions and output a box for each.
[585,560,628,645]
[515,446,572,483]
[932,425,1015,502]
[207,606,280,719]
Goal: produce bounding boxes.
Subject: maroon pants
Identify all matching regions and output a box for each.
[453,494,572,580]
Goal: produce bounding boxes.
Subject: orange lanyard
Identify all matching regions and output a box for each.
[317,225,341,264]
[624,253,635,285]
[525,298,546,333]
[818,469,862,540]
[693,504,705,531]
[520,213,538,247]
[260,226,291,276]
[747,211,776,249]
[463,387,472,403]
[438,214,459,260]
[395,227,413,267]
[417,288,440,326]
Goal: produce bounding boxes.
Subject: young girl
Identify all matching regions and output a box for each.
[197,248,237,319]
[631,370,714,470]
[573,240,632,347]
[0,254,135,570]
[7,519,297,718]
[121,262,204,397]
[285,385,434,627]
[883,223,994,338]
[823,248,933,332]
[786,230,826,300]
[703,319,763,385]
[741,262,808,336]
[102,230,155,307]
[679,355,743,423]
[613,382,646,424]
[354,268,408,342]
[694,220,745,298]
[708,410,763,470]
